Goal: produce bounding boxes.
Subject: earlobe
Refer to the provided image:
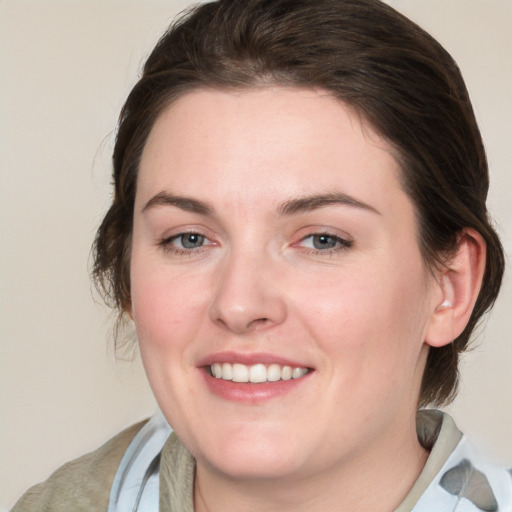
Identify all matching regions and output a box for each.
[425,228,486,348]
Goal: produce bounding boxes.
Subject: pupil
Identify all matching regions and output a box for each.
[313,234,336,250]
[182,234,204,248]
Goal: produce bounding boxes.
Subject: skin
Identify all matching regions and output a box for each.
[130,87,452,511]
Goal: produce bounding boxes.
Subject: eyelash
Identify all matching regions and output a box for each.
[158,232,212,255]
[158,231,353,257]
[297,233,353,255]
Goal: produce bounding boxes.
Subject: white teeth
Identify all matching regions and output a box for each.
[281,365,292,380]
[212,363,222,378]
[209,362,309,383]
[292,367,308,379]
[232,363,249,382]
[267,364,281,382]
[222,362,233,380]
[249,364,267,383]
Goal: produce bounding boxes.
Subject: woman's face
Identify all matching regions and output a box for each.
[131,88,441,481]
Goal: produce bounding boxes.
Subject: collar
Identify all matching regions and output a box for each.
[109,410,512,512]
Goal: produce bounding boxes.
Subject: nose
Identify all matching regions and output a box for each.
[209,249,287,335]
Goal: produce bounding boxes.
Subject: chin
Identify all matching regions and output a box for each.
[191,428,308,480]
[203,449,304,481]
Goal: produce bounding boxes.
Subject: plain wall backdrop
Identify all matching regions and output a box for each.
[1,0,511,509]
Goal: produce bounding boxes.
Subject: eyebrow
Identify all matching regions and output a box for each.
[142,191,380,217]
[142,192,212,215]
[277,192,381,216]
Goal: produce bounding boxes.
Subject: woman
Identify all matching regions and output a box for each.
[12,0,510,511]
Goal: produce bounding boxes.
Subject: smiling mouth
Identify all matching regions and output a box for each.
[209,363,310,383]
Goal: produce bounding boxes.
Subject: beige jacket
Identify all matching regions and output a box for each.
[11,421,147,512]
[11,411,512,512]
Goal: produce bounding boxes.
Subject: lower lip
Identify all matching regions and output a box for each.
[201,369,312,403]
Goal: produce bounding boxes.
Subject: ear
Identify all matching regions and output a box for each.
[425,228,486,348]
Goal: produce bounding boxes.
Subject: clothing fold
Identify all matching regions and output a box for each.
[11,411,512,512]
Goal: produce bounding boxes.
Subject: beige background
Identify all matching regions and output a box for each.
[1,0,511,509]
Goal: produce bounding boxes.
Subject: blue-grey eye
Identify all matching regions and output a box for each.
[179,233,205,249]
[311,234,338,249]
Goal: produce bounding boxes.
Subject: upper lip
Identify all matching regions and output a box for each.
[197,351,313,369]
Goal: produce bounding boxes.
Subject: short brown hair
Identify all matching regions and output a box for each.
[93,0,505,407]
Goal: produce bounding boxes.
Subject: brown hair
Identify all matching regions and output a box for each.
[93,0,505,407]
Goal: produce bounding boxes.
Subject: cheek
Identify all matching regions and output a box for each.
[294,256,432,362]
[129,264,205,410]
[130,257,204,355]
[131,281,176,344]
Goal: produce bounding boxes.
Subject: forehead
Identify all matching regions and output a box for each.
[137,87,408,219]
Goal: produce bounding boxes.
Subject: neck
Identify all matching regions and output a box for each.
[193,414,429,512]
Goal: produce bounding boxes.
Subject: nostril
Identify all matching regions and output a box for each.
[248,318,269,329]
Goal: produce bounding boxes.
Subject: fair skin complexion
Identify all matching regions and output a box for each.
[130,87,485,512]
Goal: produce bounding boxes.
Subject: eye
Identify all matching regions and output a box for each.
[298,233,352,252]
[172,233,206,249]
[159,231,213,253]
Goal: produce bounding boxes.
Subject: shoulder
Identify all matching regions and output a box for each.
[410,411,512,512]
[11,420,148,512]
